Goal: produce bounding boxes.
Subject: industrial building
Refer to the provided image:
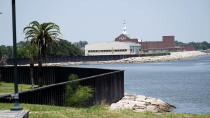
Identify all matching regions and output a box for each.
[85,21,194,56]
[115,34,194,52]
[115,34,181,52]
[140,36,184,52]
[85,41,141,56]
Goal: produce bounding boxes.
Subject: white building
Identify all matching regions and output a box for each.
[85,41,141,56]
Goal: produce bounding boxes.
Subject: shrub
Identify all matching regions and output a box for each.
[64,74,93,107]
[0,55,7,66]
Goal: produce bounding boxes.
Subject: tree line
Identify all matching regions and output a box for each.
[175,41,210,50]
[0,40,87,59]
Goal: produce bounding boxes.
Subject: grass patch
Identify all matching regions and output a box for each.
[142,52,170,55]
[0,103,209,118]
[64,74,93,107]
[0,81,38,95]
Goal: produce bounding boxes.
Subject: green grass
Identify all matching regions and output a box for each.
[0,103,210,118]
[0,81,37,95]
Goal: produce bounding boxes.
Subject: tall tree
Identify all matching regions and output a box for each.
[17,44,38,88]
[47,39,83,57]
[23,21,61,86]
[28,44,38,89]
[0,49,2,60]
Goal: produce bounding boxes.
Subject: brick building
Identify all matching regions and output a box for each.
[183,45,195,51]
[115,34,193,53]
[140,36,184,52]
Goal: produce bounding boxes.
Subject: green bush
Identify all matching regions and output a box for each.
[64,74,93,107]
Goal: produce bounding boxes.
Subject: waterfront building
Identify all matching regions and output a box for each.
[140,36,184,52]
[115,35,194,53]
[85,21,141,56]
[85,41,141,56]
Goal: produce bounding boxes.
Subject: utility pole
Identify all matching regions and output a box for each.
[10,0,23,111]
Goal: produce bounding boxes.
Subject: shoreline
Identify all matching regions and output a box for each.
[4,51,208,67]
[41,51,209,66]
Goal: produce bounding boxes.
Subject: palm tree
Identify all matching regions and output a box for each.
[26,44,38,89]
[23,21,61,86]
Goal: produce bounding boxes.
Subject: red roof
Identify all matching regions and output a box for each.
[115,34,139,43]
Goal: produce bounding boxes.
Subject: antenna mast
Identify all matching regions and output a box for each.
[122,20,127,35]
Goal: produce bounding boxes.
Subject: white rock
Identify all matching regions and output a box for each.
[146,105,159,113]
[136,95,146,101]
[109,94,175,113]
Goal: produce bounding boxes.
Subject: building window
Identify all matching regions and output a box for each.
[119,36,126,40]
[88,49,127,53]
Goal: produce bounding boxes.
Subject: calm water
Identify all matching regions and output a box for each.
[71,55,210,114]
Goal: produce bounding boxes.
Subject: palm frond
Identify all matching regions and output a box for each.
[23,21,61,63]
[30,21,40,30]
[23,26,39,33]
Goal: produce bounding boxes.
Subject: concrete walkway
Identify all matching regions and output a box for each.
[0,110,29,118]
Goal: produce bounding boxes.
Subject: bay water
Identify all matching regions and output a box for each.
[71,55,210,114]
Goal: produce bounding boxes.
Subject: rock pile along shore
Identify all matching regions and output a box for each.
[113,51,208,63]
[110,93,176,113]
[41,51,208,66]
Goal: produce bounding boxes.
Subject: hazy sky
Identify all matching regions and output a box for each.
[0,0,210,46]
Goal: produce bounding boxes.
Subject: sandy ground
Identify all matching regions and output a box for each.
[41,51,208,66]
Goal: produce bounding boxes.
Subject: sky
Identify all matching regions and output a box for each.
[0,0,210,46]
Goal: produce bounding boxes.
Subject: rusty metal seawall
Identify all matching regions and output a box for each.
[0,66,124,106]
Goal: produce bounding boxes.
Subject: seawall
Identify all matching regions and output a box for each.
[41,51,208,66]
